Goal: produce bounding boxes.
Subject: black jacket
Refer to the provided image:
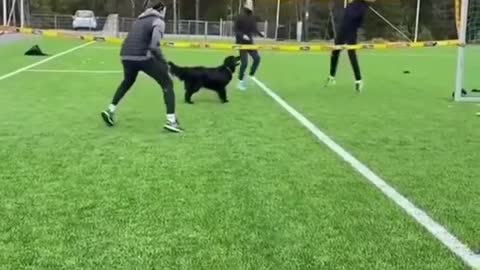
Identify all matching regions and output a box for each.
[234,13,263,44]
[340,0,369,35]
[120,8,165,61]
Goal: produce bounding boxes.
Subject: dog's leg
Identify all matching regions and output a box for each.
[184,81,195,104]
[217,88,229,103]
[185,91,194,104]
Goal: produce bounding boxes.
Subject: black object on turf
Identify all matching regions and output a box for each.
[451,88,469,98]
[24,45,49,56]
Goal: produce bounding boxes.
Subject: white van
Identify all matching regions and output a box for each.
[72,10,97,30]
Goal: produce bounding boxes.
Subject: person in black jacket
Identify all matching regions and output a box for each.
[326,0,375,92]
[234,2,264,90]
[101,1,182,133]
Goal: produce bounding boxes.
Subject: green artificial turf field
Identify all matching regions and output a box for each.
[0,37,479,270]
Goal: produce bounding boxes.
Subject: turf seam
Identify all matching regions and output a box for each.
[251,76,480,270]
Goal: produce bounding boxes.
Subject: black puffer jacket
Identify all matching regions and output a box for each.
[339,0,369,35]
[234,11,263,44]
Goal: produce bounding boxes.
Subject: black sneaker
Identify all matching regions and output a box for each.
[101,110,115,127]
[164,120,183,133]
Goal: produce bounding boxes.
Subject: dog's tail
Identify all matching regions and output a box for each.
[168,61,187,81]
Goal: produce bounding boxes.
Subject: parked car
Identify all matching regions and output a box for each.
[72,10,97,30]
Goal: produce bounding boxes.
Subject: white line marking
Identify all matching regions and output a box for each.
[86,46,119,50]
[251,76,480,270]
[0,41,96,82]
[27,69,121,74]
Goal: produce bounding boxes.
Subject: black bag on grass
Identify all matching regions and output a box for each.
[25,45,49,56]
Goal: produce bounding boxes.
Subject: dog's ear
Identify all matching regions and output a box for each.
[224,56,234,64]
[234,55,241,66]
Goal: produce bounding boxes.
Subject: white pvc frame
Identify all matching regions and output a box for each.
[414,0,421,42]
[20,0,23,28]
[2,0,24,27]
[455,0,480,102]
[274,0,280,40]
[2,0,6,26]
[6,0,15,26]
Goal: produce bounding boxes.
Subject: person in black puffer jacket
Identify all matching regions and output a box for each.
[234,1,264,90]
[326,0,376,93]
[101,1,182,133]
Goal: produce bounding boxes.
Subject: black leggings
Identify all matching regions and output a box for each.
[238,50,261,80]
[112,59,175,114]
[329,31,362,81]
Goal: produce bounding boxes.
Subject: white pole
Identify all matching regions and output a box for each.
[2,0,7,26]
[20,0,24,28]
[296,21,302,42]
[264,20,268,40]
[204,21,208,39]
[219,18,223,36]
[454,0,469,101]
[414,0,421,42]
[173,0,177,34]
[274,0,280,40]
[195,0,199,35]
[344,0,347,8]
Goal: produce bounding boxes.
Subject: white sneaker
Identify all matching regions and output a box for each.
[164,120,183,133]
[325,76,336,87]
[355,80,364,93]
[237,80,247,91]
[101,109,115,127]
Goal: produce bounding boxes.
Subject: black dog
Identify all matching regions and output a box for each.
[168,55,241,104]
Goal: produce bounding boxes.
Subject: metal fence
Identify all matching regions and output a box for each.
[26,14,271,40]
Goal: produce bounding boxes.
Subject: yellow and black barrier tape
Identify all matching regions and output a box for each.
[17,27,462,52]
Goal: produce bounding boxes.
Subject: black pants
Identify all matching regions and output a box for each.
[111,58,175,114]
[330,31,362,81]
[238,50,261,80]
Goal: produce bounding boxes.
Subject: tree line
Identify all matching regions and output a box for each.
[7,0,464,41]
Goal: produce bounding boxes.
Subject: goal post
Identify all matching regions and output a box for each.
[454,0,480,102]
[1,0,25,27]
[2,0,7,26]
[102,14,119,37]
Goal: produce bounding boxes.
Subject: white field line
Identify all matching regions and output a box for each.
[251,76,480,270]
[86,46,120,50]
[0,41,96,82]
[27,69,121,74]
